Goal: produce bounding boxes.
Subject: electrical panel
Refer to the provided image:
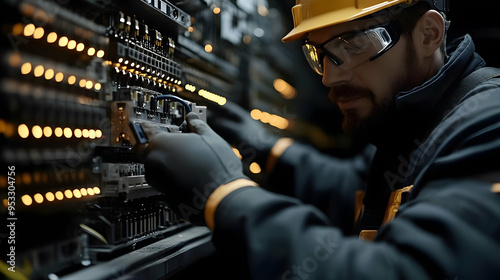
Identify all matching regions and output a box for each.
[1,0,496,278]
[0,0,311,279]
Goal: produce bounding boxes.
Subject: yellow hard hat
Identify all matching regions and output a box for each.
[282,0,448,42]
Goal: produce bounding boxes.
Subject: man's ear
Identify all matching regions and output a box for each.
[413,10,445,57]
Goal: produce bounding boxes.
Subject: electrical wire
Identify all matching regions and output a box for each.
[80,224,109,245]
[156,94,192,113]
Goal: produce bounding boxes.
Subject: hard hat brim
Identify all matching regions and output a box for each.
[282,2,403,42]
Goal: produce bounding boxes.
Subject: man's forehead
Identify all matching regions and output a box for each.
[308,16,388,45]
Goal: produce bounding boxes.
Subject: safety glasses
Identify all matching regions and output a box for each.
[302,23,401,75]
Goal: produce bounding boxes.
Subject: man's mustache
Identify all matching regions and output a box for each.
[329,85,374,104]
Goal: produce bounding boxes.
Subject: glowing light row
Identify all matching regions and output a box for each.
[112,63,182,92]
[20,187,101,206]
[198,89,227,106]
[115,58,182,85]
[250,109,289,130]
[209,5,267,17]
[17,124,103,140]
[19,23,105,58]
[20,62,102,91]
[185,84,226,106]
[184,84,197,93]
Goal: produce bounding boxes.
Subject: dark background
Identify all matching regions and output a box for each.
[447,1,500,68]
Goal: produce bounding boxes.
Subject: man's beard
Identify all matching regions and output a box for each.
[329,44,418,141]
[329,85,395,141]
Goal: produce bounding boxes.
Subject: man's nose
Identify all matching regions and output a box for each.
[322,56,352,87]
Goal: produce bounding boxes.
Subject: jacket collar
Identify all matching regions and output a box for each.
[395,35,485,118]
[370,35,485,148]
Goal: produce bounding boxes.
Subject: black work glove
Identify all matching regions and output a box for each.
[142,112,249,225]
[208,101,279,168]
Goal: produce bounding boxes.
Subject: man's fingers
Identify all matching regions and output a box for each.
[187,112,214,135]
[141,122,165,140]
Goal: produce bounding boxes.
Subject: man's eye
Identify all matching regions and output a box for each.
[343,34,371,53]
[343,44,365,54]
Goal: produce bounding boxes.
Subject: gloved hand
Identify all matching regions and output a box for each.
[142,112,249,225]
[208,101,279,167]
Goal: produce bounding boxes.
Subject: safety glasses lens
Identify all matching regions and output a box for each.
[302,26,397,74]
[323,27,392,70]
[302,43,324,75]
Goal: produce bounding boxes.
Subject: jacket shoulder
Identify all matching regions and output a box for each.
[407,77,500,187]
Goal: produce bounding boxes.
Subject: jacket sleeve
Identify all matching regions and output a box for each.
[266,142,375,232]
[211,85,500,280]
[212,180,500,279]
